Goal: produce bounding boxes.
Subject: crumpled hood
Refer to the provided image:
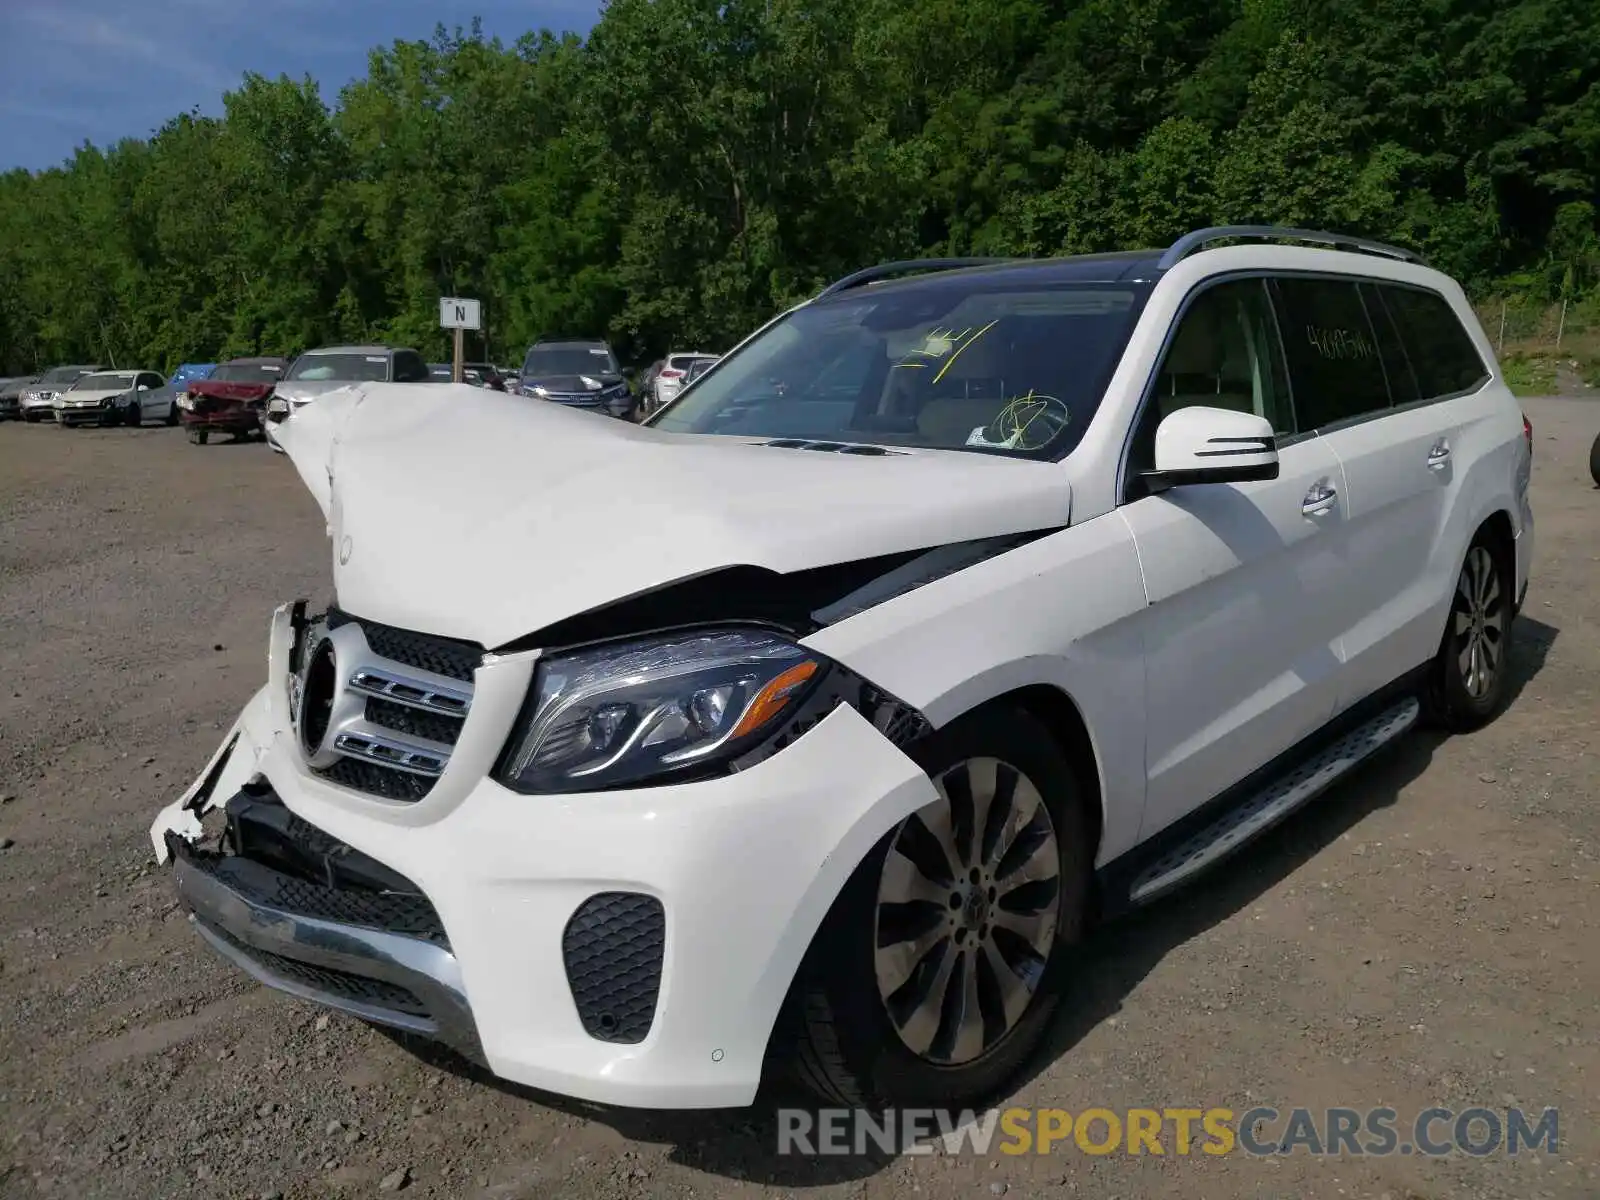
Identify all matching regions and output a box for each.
[276,382,1072,648]
[275,379,368,406]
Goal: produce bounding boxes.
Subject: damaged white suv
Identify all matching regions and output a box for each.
[151,226,1534,1111]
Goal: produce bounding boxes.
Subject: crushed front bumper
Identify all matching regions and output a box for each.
[151,638,937,1108]
[181,404,262,434]
[166,785,482,1063]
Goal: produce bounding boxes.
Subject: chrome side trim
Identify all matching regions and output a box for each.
[173,848,482,1061]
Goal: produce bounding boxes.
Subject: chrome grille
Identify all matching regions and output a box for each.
[292,610,484,802]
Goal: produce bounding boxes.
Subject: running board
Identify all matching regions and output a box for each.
[1129,697,1420,906]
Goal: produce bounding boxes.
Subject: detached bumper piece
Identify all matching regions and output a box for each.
[168,785,483,1063]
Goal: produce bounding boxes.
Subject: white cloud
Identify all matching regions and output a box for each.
[17,4,236,92]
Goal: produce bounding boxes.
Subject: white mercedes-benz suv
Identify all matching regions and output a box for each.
[151,226,1534,1111]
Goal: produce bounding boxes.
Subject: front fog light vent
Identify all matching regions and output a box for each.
[561,892,666,1044]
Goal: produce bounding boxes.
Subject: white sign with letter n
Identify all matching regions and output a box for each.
[439,297,482,331]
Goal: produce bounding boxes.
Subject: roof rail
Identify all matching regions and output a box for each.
[1158,225,1422,271]
[815,257,1018,300]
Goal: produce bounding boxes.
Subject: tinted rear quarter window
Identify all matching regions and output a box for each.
[1271,277,1392,430]
[1358,283,1420,405]
[1378,285,1488,399]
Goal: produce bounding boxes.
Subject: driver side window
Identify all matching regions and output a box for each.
[1125,279,1293,498]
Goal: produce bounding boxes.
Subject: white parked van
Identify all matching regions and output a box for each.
[151,226,1534,1111]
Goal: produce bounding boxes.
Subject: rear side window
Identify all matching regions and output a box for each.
[1358,283,1420,405]
[1270,278,1392,430]
[1377,285,1488,399]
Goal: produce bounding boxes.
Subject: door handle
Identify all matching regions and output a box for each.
[1302,481,1338,517]
[1427,439,1452,470]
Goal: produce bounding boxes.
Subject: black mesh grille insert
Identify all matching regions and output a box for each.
[326,607,484,682]
[201,919,428,1015]
[364,697,464,746]
[561,893,666,1044]
[185,850,449,946]
[314,757,435,802]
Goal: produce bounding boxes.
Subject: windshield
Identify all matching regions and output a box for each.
[74,372,136,391]
[286,353,390,383]
[210,362,284,384]
[521,346,618,377]
[651,282,1145,458]
[42,366,96,385]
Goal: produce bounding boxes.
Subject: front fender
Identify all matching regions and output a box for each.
[803,510,1150,867]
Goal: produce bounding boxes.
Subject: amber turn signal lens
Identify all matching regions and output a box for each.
[728,660,819,740]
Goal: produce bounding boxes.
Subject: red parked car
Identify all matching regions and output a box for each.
[179,357,289,444]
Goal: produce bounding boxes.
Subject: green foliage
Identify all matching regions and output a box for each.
[1501,352,1559,395]
[1,0,1597,373]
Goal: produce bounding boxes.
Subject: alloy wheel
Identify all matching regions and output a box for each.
[873,756,1062,1066]
[1453,545,1504,701]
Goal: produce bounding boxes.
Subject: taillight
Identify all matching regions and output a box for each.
[1523,414,1533,457]
[661,368,684,380]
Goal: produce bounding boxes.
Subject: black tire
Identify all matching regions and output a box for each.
[1589,429,1600,488]
[1420,532,1515,732]
[779,705,1092,1109]
[124,400,141,427]
[188,428,208,445]
[166,403,179,427]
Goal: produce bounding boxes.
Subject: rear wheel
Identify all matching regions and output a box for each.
[1589,429,1599,488]
[166,403,179,426]
[781,706,1091,1108]
[1421,537,1514,731]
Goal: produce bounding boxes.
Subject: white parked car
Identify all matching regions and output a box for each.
[54,369,170,427]
[648,351,717,413]
[151,226,1533,1112]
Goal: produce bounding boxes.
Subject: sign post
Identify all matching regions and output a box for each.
[438,297,483,384]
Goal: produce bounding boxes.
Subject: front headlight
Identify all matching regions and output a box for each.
[177,394,194,410]
[497,629,827,793]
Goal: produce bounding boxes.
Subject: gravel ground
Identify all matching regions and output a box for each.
[1,398,1596,1200]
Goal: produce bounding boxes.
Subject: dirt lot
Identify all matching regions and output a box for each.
[1,398,1597,1200]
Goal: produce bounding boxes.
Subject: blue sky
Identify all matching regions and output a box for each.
[0,0,601,171]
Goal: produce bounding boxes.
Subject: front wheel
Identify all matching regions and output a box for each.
[1589,429,1599,488]
[781,706,1091,1109]
[1421,538,1514,731]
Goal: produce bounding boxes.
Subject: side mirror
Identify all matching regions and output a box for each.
[265,397,291,424]
[136,383,147,392]
[1143,406,1279,493]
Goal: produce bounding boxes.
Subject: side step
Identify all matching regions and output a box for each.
[1129,697,1420,906]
